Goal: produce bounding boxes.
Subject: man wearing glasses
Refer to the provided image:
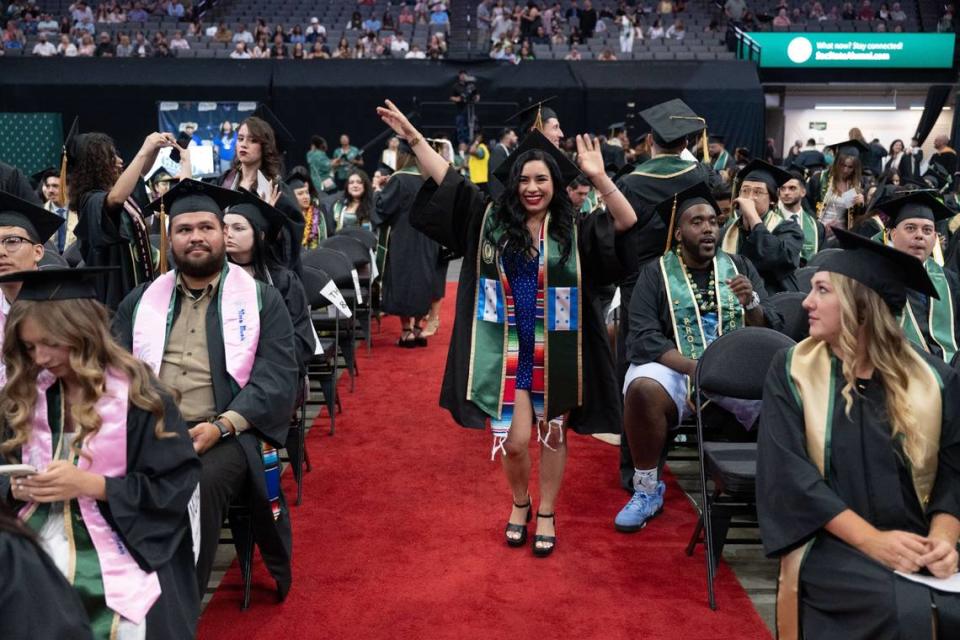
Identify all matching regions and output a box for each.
[719,160,804,294]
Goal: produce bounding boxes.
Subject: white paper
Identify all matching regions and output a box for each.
[188,486,201,564]
[309,310,324,355]
[895,570,960,593]
[321,280,352,318]
[839,188,858,208]
[369,249,380,281]
[351,269,363,304]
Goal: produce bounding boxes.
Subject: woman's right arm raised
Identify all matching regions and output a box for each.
[376,99,449,184]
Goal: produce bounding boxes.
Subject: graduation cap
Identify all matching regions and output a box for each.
[225,189,287,237]
[785,162,809,182]
[708,134,725,145]
[0,267,116,302]
[252,104,295,156]
[654,181,720,253]
[0,191,65,245]
[31,167,58,185]
[376,163,395,176]
[735,159,792,198]
[824,139,871,160]
[608,122,626,137]
[879,190,953,229]
[58,117,79,207]
[639,98,709,162]
[146,166,177,186]
[491,129,580,188]
[397,138,414,155]
[816,227,936,312]
[506,97,559,135]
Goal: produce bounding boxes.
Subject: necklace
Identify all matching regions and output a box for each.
[676,246,717,313]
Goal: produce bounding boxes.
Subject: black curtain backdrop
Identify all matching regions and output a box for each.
[914,85,952,146]
[0,58,764,171]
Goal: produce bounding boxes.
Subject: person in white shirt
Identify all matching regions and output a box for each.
[169,30,189,50]
[32,34,57,57]
[665,18,685,40]
[233,25,254,44]
[391,32,410,56]
[405,44,426,59]
[57,34,78,57]
[37,13,59,36]
[307,17,326,39]
[648,19,665,38]
[230,41,252,59]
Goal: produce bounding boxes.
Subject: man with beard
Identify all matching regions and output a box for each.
[615,182,780,531]
[112,179,299,599]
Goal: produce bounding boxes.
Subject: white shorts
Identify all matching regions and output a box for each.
[622,361,763,429]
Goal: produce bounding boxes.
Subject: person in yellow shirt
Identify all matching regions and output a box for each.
[467,133,490,192]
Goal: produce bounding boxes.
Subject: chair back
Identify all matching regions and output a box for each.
[302,248,354,291]
[805,247,842,268]
[769,292,809,342]
[337,227,378,252]
[695,327,796,400]
[38,251,69,268]
[321,235,370,269]
[794,266,817,294]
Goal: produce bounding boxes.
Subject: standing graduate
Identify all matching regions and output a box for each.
[378,99,634,556]
[780,166,825,266]
[722,159,804,293]
[373,139,439,347]
[881,190,960,362]
[0,268,202,639]
[808,139,870,236]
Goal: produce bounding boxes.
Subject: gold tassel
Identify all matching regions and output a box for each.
[702,128,710,165]
[158,199,168,274]
[663,194,678,254]
[534,106,544,132]
[57,148,68,208]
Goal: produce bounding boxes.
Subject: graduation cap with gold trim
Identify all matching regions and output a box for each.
[653,181,720,253]
[491,129,581,188]
[0,190,65,245]
[506,97,560,135]
[639,99,709,163]
[879,190,954,229]
[0,266,117,301]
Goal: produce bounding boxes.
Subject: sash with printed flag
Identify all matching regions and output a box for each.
[467,206,583,455]
[720,209,785,255]
[900,258,959,363]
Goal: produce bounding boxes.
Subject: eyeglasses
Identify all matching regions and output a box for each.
[738,187,769,198]
[0,236,36,253]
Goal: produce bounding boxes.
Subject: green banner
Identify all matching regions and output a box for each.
[741,32,955,69]
[0,112,63,176]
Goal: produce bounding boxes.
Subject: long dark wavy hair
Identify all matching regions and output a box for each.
[227,221,282,283]
[67,132,121,210]
[342,169,374,225]
[487,149,574,265]
[232,116,283,180]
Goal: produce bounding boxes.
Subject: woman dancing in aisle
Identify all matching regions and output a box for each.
[377,99,636,556]
[0,269,202,640]
[758,229,960,638]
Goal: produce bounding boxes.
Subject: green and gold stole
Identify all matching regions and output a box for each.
[711,150,730,173]
[775,338,943,640]
[900,258,958,363]
[467,206,583,422]
[658,250,744,360]
[720,209,785,256]
[630,155,698,180]
[779,203,819,263]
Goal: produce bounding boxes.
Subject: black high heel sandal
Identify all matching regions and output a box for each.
[532,512,556,557]
[397,328,417,348]
[412,326,428,347]
[504,499,533,547]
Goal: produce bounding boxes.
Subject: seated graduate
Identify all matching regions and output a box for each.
[286,168,329,249]
[0,512,93,639]
[111,180,300,599]
[377,99,635,557]
[880,190,960,362]
[757,228,960,640]
[721,160,804,293]
[223,189,316,373]
[0,191,65,315]
[617,182,781,533]
[66,121,189,310]
[0,268,202,639]
[780,166,825,266]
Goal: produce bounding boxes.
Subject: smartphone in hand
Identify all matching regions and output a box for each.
[0,464,38,477]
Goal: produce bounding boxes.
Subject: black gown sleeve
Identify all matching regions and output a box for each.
[927,364,960,521]
[577,209,623,286]
[110,283,147,349]
[625,261,675,365]
[757,349,849,557]
[275,267,315,373]
[0,528,93,639]
[372,171,413,228]
[732,254,784,331]
[739,217,803,280]
[76,190,125,253]
[98,387,201,572]
[410,167,489,257]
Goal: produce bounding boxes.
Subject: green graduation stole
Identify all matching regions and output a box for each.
[900,258,958,363]
[711,150,730,172]
[658,250,744,360]
[720,209,785,255]
[779,203,819,263]
[630,154,697,180]
[467,206,583,421]
[777,338,943,640]
[580,188,600,215]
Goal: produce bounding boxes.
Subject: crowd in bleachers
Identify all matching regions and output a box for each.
[0,0,452,59]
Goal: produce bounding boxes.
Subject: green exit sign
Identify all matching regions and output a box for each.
[741,33,955,68]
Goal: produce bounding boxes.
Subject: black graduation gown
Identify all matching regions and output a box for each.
[0,383,202,640]
[268,265,316,375]
[373,170,439,318]
[0,160,43,205]
[0,526,93,639]
[725,216,804,294]
[76,190,155,311]
[112,278,300,592]
[625,253,783,367]
[757,348,960,639]
[904,267,960,361]
[410,168,623,435]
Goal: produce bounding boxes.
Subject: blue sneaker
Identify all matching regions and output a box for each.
[614,481,665,533]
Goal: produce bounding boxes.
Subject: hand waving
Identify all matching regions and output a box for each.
[575,134,604,180]
[376,99,418,141]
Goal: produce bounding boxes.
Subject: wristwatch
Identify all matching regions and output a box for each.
[212,419,232,440]
[744,291,761,311]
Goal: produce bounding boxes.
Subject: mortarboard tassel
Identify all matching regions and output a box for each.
[158,198,168,274]
[57,147,68,209]
[664,194,678,254]
[533,106,544,133]
[669,115,709,164]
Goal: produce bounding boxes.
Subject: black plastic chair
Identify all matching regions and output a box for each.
[320,235,373,353]
[769,292,809,342]
[689,327,796,610]
[794,266,818,294]
[337,227,378,252]
[805,247,842,268]
[281,377,309,506]
[38,251,69,268]
[302,265,342,435]
[221,503,254,610]
[302,248,359,391]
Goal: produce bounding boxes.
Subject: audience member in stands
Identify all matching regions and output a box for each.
[57,32,77,56]
[292,42,306,59]
[842,2,857,19]
[597,47,618,60]
[391,31,410,56]
[877,2,892,20]
[579,0,599,37]
[76,33,95,56]
[154,41,173,57]
[648,18,665,38]
[233,23,254,44]
[270,33,288,59]
[133,31,152,57]
[363,10,382,33]
[214,22,232,44]
[2,20,25,50]
[939,7,955,31]
[94,30,114,56]
[115,33,133,57]
[725,0,748,22]
[858,0,876,19]
[400,4,416,25]
[347,10,363,30]
[253,35,270,58]
[169,30,189,51]
[309,39,330,58]
[890,2,907,20]
[666,18,686,39]
[31,33,55,56]
[231,41,251,59]
[773,8,792,26]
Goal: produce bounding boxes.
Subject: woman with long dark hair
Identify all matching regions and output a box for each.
[884,138,912,180]
[758,229,960,638]
[811,139,868,236]
[0,268,201,639]
[331,169,375,231]
[377,99,636,556]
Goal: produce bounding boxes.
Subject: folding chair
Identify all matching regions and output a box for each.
[302,248,360,391]
[769,292,809,342]
[686,327,795,610]
[302,265,342,435]
[321,235,374,353]
[281,377,309,505]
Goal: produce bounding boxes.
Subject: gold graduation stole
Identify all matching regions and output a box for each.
[720,209,785,255]
[900,258,958,363]
[775,338,942,640]
[658,250,744,360]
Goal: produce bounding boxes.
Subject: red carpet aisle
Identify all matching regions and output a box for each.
[198,283,771,640]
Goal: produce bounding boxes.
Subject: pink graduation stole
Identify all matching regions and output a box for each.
[131,262,259,388]
[20,369,162,624]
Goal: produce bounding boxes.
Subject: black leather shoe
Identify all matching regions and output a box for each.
[504,499,532,547]
[532,512,556,557]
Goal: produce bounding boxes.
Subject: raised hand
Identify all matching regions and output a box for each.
[376,99,418,140]
[726,275,755,307]
[575,134,604,180]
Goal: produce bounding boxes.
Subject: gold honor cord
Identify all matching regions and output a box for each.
[669,115,709,164]
[664,194,678,254]
[58,147,69,209]
[158,199,168,274]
